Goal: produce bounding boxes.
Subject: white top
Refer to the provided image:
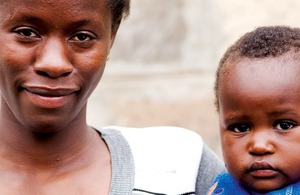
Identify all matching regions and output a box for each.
[98,126,225,195]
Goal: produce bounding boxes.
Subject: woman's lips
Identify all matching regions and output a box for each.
[23,86,79,109]
[247,161,279,178]
[24,86,79,96]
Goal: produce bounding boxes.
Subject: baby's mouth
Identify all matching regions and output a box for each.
[247,161,279,178]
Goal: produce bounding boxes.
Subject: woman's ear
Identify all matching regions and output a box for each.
[109,32,118,49]
[109,20,121,48]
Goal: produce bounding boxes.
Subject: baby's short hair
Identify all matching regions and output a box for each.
[214,26,300,110]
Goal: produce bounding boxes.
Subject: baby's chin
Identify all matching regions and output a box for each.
[242,180,288,193]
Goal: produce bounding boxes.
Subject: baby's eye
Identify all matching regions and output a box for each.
[228,123,250,133]
[274,120,296,131]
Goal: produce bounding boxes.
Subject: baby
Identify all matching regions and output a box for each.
[209,26,300,194]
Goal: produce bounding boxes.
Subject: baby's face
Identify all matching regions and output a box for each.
[218,54,300,192]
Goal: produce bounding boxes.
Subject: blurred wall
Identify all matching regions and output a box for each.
[88,0,300,156]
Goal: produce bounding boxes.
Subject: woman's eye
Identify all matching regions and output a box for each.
[274,120,296,131]
[70,32,95,42]
[13,27,40,39]
[228,124,250,133]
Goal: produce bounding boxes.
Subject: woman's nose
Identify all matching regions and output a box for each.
[34,38,73,78]
[248,131,275,156]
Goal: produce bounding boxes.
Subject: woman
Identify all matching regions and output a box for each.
[0,0,225,194]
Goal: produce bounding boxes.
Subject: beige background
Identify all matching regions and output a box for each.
[87,0,300,157]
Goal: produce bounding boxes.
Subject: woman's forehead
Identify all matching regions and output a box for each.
[0,0,110,22]
[0,0,107,12]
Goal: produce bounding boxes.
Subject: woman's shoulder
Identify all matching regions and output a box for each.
[106,126,204,148]
[106,126,204,164]
[103,126,204,194]
[101,126,204,171]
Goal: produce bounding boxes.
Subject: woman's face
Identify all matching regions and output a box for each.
[0,0,115,131]
[218,56,300,192]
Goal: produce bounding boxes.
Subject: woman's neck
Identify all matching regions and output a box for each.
[0,116,96,171]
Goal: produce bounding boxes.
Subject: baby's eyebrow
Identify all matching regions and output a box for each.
[223,114,249,123]
[268,110,298,117]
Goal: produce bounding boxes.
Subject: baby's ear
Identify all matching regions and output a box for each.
[208,181,218,195]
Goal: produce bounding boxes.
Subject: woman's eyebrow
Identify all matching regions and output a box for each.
[8,11,95,26]
[7,14,99,33]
